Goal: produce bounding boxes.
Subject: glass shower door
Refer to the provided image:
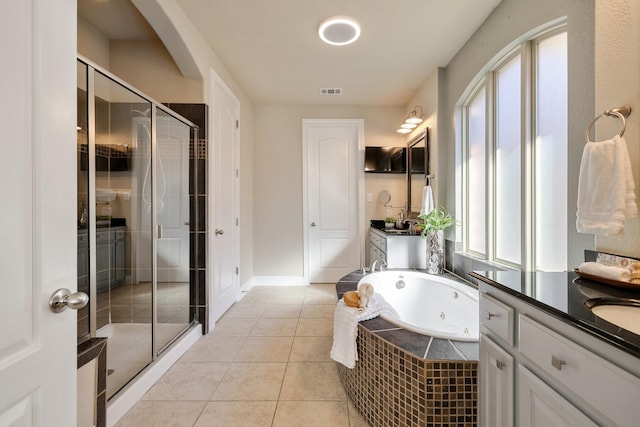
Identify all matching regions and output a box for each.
[92,70,154,398]
[154,108,192,352]
[77,58,198,401]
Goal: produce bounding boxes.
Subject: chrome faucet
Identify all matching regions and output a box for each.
[368,258,387,272]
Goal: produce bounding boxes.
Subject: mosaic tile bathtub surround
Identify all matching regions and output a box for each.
[337,324,478,427]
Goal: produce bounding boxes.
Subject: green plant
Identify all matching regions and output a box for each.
[417,207,456,236]
[384,216,395,223]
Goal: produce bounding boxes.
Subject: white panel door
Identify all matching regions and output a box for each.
[155,113,190,283]
[0,1,77,426]
[209,71,241,325]
[304,120,363,283]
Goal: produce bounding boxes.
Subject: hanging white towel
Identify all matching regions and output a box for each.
[420,185,435,216]
[576,135,638,237]
[330,294,397,369]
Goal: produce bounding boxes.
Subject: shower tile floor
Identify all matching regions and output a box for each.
[114,284,370,427]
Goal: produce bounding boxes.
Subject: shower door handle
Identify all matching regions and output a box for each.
[49,288,89,313]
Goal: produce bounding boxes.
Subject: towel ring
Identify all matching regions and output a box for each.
[585,105,631,143]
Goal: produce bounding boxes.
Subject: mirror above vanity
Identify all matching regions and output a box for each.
[406,128,430,217]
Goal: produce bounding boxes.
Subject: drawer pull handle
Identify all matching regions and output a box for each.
[496,360,506,370]
[551,355,566,371]
[485,311,498,320]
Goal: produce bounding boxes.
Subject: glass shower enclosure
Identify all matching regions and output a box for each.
[77,59,199,399]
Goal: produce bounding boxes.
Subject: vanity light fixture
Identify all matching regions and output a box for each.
[318,16,361,46]
[396,106,424,133]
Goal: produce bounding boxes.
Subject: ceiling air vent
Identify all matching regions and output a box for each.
[320,88,343,96]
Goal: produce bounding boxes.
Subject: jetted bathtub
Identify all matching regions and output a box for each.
[358,270,479,341]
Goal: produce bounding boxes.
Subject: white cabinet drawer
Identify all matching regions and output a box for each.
[519,315,640,426]
[480,293,514,346]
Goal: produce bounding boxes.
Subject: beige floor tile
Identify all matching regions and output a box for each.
[300,304,335,319]
[194,401,277,427]
[114,400,206,427]
[222,302,266,318]
[235,336,294,362]
[272,401,349,427]
[289,337,333,362]
[211,317,258,336]
[280,362,346,401]
[180,335,246,362]
[347,399,371,427]
[250,318,298,337]
[142,361,229,401]
[261,304,302,319]
[295,318,333,336]
[304,285,337,305]
[211,362,286,401]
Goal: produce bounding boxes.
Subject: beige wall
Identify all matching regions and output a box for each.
[110,40,202,103]
[78,17,109,69]
[78,19,202,103]
[594,0,640,259]
[253,105,405,276]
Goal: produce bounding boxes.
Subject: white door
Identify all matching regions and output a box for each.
[209,71,241,325]
[155,113,190,283]
[304,119,363,283]
[0,1,77,426]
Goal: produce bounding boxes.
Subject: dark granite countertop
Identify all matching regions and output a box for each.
[336,270,479,362]
[470,270,640,358]
[370,223,422,236]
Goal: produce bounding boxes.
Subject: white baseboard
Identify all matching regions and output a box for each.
[106,325,202,427]
[244,276,309,289]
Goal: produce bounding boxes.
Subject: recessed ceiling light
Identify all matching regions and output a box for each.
[318,16,361,46]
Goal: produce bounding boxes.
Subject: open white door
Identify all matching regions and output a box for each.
[0,1,78,426]
[209,70,241,326]
[304,119,363,283]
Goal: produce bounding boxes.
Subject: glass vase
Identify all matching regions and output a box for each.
[426,230,444,274]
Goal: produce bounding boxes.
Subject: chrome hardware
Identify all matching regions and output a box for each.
[310,222,316,227]
[496,360,506,370]
[215,229,224,235]
[49,288,89,313]
[157,224,163,239]
[551,355,566,371]
[395,279,406,289]
[485,311,497,320]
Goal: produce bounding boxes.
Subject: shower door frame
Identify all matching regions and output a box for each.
[79,55,199,381]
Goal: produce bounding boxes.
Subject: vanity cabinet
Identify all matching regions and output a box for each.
[478,283,640,427]
[77,226,126,294]
[369,227,426,268]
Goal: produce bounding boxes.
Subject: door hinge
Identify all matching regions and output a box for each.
[236,168,239,178]
[236,217,239,226]
[235,266,239,275]
[236,120,239,129]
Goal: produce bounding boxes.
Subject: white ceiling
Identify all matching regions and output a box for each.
[78,0,502,106]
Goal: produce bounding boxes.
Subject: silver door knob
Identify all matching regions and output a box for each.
[49,288,89,313]
[215,229,224,235]
[310,222,316,227]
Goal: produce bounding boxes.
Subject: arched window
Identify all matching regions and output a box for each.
[460,26,567,271]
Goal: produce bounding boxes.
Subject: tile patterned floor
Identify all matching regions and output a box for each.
[115,284,370,427]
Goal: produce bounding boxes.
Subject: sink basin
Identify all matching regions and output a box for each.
[585,298,640,335]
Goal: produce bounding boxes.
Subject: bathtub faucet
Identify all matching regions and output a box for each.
[368,258,387,272]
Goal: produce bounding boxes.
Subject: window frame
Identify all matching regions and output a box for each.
[459,24,568,271]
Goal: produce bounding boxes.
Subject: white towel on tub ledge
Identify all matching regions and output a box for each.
[330,293,397,369]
